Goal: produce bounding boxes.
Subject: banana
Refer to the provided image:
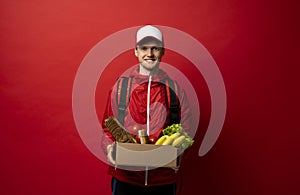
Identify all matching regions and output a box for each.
[172,135,186,147]
[162,132,180,145]
[155,135,169,145]
[170,132,181,140]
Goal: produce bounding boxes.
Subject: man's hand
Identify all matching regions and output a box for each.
[106,143,116,165]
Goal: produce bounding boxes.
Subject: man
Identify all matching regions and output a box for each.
[101,25,191,195]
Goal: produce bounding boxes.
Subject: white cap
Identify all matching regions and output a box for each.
[136,25,164,46]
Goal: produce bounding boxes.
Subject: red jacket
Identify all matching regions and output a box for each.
[101,66,191,187]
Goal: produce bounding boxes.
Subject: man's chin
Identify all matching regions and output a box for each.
[144,61,156,65]
[143,61,160,66]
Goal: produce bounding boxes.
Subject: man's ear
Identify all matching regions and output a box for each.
[161,48,165,56]
[134,48,138,57]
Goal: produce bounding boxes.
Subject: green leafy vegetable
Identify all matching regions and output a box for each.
[162,124,194,149]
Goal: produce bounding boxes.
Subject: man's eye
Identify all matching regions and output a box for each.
[141,47,148,51]
[152,47,159,51]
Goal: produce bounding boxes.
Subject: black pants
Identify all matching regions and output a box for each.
[111,177,177,195]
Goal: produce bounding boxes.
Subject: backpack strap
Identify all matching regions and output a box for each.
[116,77,133,125]
[164,78,181,125]
[116,76,180,126]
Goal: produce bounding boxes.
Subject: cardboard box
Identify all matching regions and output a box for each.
[115,142,180,169]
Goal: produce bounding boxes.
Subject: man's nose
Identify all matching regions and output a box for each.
[146,48,154,56]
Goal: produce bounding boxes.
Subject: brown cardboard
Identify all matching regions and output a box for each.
[115,142,179,168]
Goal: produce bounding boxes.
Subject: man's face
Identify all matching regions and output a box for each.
[135,38,164,74]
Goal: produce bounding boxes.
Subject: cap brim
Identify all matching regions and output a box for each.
[136,36,163,46]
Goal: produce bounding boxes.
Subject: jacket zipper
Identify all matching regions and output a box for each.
[146,75,152,135]
[145,75,152,186]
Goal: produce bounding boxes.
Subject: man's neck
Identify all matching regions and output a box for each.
[139,66,159,76]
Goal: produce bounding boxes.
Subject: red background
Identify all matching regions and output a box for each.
[1,0,299,194]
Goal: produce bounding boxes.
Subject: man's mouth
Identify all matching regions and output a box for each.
[145,59,155,62]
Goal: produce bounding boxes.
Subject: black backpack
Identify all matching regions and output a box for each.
[116,76,181,126]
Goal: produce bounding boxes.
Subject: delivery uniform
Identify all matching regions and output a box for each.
[101,66,192,194]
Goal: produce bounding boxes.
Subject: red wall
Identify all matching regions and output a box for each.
[1,0,299,194]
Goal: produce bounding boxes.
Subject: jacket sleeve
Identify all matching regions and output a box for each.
[101,88,116,155]
[178,85,195,158]
[178,85,193,135]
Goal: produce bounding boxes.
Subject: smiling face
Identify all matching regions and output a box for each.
[135,38,165,75]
